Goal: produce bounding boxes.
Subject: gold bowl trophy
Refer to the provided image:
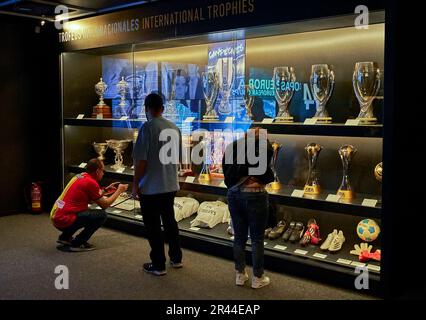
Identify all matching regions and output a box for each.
[92,78,112,119]
[304,143,323,195]
[106,139,132,171]
[202,70,220,121]
[273,66,296,123]
[353,62,381,124]
[309,64,334,123]
[93,142,108,161]
[337,145,357,199]
[267,142,282,190]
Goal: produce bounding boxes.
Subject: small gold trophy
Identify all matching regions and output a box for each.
[198,139,211,182]
[337,145,357,199]
[303,143,322,195]
[267,142,282,190]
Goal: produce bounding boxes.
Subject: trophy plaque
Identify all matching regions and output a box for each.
[273,66,296,123]
[353,62,381,124]
[106,139,131,171]
[308,64,334,123]
[337,145,357,199]
[202,70,220,121]
[267,142,282,190]
[304,143,323,195]
[92,78,112,119]
[93,142,108,161]
[179,135,194,177]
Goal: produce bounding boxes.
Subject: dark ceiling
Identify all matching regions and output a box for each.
[0,0,159,21]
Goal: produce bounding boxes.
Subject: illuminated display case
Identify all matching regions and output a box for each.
[61,0,386,292]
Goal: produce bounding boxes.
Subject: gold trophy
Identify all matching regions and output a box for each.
[374,162,382,182]
[337,145,357,199]
[92,78,112,119]
[179,135,194,177]
[198,139,211,182]
[303,143,322,195]
[267,142,282,190]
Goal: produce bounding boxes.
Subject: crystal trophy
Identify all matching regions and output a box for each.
[106,139,131,171]
[309,64,334,123]
[337,145,357,199]
[116,77,129,118]
[92,78,112,118]
[273,66,296,123]
[92,142,108,161]
[198,139,211,182]
[202,70,220,121]
[303,143,323,195]
[216,57,235,115]
[179,135,194,177]
[353,62,381,124]
[242,84,254,122]
[267,142,282,190]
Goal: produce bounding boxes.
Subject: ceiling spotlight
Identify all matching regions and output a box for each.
[40,20,46,26]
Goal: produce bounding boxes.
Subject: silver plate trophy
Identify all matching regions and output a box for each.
[216,57,235,116]
[267,142,282,190]
[337,145,357,199]
[304,143,323,195]
[93,142,108,161]
[202,70,220,121]
[116,77,129,117]
[309,64,334,123]
[242,84,254,122]
[106,139,132,171]
[273,66,296,123]
[163,69,179,122]
[353,62,381,124]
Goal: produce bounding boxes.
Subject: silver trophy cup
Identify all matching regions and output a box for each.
[116,77,129,117]
[93,142,108,161]
[202,70,220,120]
[310,64,334,123]
[273,66,296,123]
[353,62,381,124]
[106,139,131,171]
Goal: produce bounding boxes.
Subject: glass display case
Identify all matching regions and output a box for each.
[61,9,385,289]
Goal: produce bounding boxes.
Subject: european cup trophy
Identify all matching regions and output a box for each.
[353,62,381,124]
[337,145,357,199]
[93,142,108,161]
[202,70,220,121]
[116,77,129,118]
[92,78,112,119]
[242,84,254,122]
[309,64,334,123]
[106,139,132,171]
[304,143,323,195]
[273,66,296,123]
[267,142,282,190]
[216,57,235,115]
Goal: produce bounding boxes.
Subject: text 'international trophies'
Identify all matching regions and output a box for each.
[309,64,334,123]
[242,84,254,122]
[273,66,296,123]
[216,57,235,115]
[116,77,129,118]
[106,139,131,171]
[92,78,112,119]
[353,62,381,124]
[202,70,220,121]
[304,143,322,195]
[93,142,108,161]
[267,142,282,190]
[337,145,357,199]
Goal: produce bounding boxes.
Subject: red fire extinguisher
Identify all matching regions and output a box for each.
[30,182,42,213]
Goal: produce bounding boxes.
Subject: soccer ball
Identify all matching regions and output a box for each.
[357,219,381,242]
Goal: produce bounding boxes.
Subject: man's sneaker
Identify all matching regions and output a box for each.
[69,242,96,252]
[57,236,73,246]
[251,275,270,289]
[235,271,249,286]
[143,263,166,276]
[170,261,183,269]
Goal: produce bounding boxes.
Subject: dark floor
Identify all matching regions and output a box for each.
[0,213,377,300]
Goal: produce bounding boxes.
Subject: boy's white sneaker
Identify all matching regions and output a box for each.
[251,275,270,289]
[235,271,249,286]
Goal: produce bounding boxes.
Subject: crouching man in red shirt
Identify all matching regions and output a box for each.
[50,158,128,251]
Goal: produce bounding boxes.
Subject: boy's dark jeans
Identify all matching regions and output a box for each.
[59,209,107,246]
[139,192,182,270]
[227,186,269,278]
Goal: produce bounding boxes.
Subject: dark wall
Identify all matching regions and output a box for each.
[0,16,60,215]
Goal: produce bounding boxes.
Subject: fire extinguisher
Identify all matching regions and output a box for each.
[28,182,42,213]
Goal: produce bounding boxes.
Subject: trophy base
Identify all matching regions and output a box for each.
[274,117,293,123]
[337,189,355,199]
[312,117,332,124]
[267,181,281,190]
[210,172,224,179]
[199,174,211,181]
[92,105,112,119]
[178,170,194,177]
[203,115,220,121]
[304,185,321,195]
[358,117,377,125]
[97,156,106,161]
[111,164,126,171]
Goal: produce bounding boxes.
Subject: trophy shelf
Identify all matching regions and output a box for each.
[69,165,381,219]
[64,118,143,129]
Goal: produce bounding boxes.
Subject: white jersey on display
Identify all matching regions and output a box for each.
[190,200,231,229]
[174,197,200,222]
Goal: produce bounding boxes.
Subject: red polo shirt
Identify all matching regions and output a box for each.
[50,173,103,229]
